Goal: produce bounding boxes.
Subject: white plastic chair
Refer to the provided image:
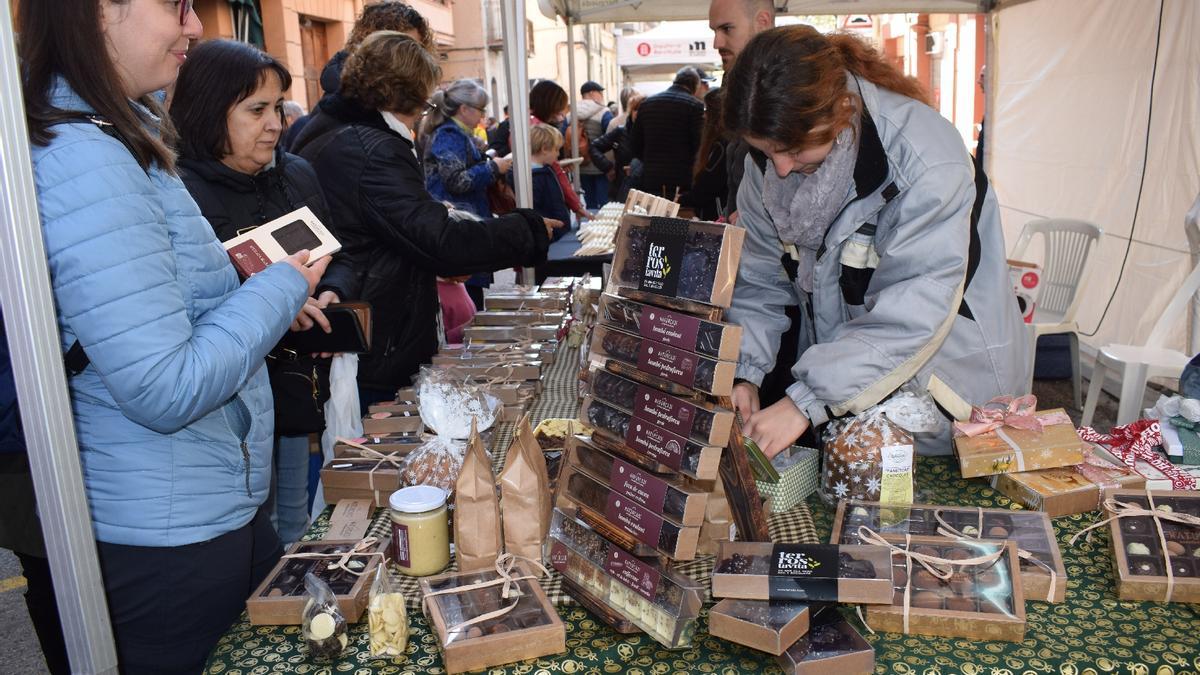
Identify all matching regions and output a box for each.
[1081,258,1200,427]
[1010,219,1103,408]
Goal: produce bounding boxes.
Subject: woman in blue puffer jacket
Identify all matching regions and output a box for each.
[19,0,327,671]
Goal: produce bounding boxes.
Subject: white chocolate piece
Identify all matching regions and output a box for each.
[310,612,336,640]
[1156,504,1174,514]
[1127,542,1151,556]
[367,592,409,658]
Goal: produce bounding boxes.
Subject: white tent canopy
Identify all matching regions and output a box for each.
[616,20,720,77]
[539,0,988,22]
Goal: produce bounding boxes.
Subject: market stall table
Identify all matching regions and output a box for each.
[537,228,611,283]
[204,347,1200,675]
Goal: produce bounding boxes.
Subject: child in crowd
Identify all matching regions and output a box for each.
[524,123,571,242]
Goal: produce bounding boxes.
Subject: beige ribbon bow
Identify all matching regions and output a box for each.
[422,554,550,636]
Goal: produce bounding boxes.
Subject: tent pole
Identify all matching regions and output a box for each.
[566,15,582,192]
[983,9,996,175]
[0,2,119,673]
[500,0,536,282]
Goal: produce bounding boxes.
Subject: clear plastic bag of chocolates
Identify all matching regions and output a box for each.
[402,368,501,491]
[368,565,409,658]
[302,572,349,660]
[819,392,940,506]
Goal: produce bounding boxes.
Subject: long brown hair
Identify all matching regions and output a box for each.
[693,87,725,184]
[20,0,177,171]
[722,25,930,152]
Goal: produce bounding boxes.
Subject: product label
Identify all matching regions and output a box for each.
[610,458,669,512]
[227,240,272,277]
[766,544,839,601]
[625,420,685,470]
[549,541,570,573]
[391,522,410,568]
[640,307,701,351]
[605,492,664,549]
[879,443,915,505]
[636,341,698,388]
[631,385,695,439]
[637,218,688,298]
[605,545,660,602]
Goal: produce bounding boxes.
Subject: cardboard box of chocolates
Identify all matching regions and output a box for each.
[597,293,742,361]
[708,599,810,656]
[246,538,387,625]
[953,408,1087,479]
[432,360,544,382]
[322,487,390,507]
[471,309,565,326]
[557,462,701,560]
[609,214,745,308]
[831,500,1068,603]
[333,434,424,458]
[546,508,704,648]
[776,608,874,675]
[567,435,708,526]
[579,396,722,481]
[863,534,1026,642]
[361,410,423,435]
[482,290,567,310]
[589,324,736,397]
[437,342,556,365]
[320,456,403,492]
[586,367,734,447]
[419,562,565,674]
[1106,489,1200,603]
[367,400,420,415]
[989,451,1146,517]
[463,324,561,343]
[711,542,894,604]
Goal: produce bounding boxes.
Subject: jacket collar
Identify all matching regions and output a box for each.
[178,149,286,192]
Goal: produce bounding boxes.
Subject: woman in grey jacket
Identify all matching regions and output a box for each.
[722,26,1029,457]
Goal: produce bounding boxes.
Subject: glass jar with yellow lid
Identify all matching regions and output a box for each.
[388,485,450,577]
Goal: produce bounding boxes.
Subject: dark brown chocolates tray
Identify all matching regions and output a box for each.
[579,397,722,481]
[247,538,386,625]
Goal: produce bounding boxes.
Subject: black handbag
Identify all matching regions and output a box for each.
[266,349,332,436]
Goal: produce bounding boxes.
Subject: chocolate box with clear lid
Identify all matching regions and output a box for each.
[711,541,895,604]
[545,508,704,648]
[566,434,708,526]
[863,534,1026,642]
[830,500,1068,603]
[609,214,745,308]
[482,289,568,310]
[1105,489,1200,603]
[463,324,561,343]
[419,562,565,674]
[247,538,387,625]
[597,293,742,361]
[586,367,733,447]
[360,410,423,435]
[776,607,874,675]
[708,599,810,656]
[471,309,566,326]
[589,324,736,397]
[578,396,722,481]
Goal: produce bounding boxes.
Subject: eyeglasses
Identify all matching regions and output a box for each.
[176,0,194,25]
[422,99,436,116]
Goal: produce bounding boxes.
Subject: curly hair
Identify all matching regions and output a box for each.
[341,31,441,115]
[347,2,436,53]
[723,25,930,152]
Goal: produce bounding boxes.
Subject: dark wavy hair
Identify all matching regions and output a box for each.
[20,0,177,170]
[723,25,930,152]
[170,40,293,162]
[694,87,725,185]
[348,2,435,53]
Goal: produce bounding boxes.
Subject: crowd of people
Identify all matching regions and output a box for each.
[0,0,1027,673]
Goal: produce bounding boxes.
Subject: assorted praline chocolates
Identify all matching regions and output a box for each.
[419,564,566,674]
[863,534,1026,642]
[597,294,742,361]
[831,500,1068,603]
[578,396,722,480]
[1106,489,1200,603]
[711,542,895,604]
[246,538,386,625]
[546,508,704,649]
[586,368,734,446]
[567,435,708,526]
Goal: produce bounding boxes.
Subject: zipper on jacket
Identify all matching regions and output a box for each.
[240,441,251,497]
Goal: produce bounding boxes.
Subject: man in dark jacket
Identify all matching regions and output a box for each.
[488,105,512,157]
[630,67,704,200]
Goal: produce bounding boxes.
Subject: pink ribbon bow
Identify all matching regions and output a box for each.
[953,395,1043,438]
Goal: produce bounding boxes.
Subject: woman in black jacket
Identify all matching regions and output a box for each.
[170,40,352,545]
[293,31,556,404]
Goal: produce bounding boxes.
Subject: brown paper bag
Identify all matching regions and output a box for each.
[454,420,503,571]
[499,414,553,559]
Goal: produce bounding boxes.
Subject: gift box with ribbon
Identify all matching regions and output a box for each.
[831,500,1067,603]
[859,529,1026,642]
[952,396,1086,478]
[989,449,1147,517]
[246,537,388,625]
[420,555,565,674]
[1070,489,1200,603]
[1082,421,1200,490]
